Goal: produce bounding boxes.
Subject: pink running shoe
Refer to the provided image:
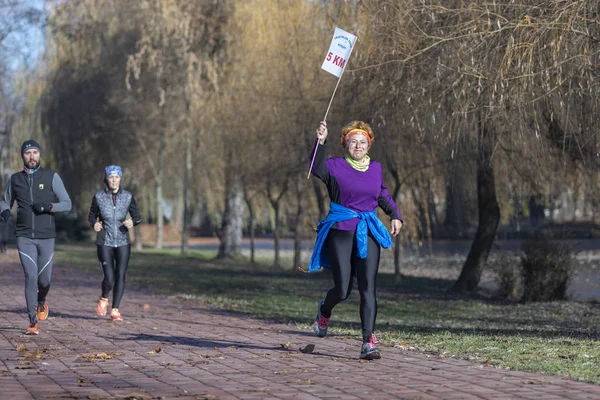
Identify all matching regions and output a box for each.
[360,333,381,360]
[110,308,123,321]
[96,298,109,316]
[313,299,330,337]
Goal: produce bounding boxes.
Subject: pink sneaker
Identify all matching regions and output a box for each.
[313,300,330,337]
[360,333,381,360]
[110,309,123,321]
[96,298,109,316]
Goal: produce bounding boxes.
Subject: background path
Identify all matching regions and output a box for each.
[0,256,599,399]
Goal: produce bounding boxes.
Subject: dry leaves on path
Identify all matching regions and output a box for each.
[299,344,315,354]
[81,351,118,360]
[121,392,152,400]
[16,345,47,361]
[198,353,223,359]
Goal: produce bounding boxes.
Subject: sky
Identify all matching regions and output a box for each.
[2,0,46,73]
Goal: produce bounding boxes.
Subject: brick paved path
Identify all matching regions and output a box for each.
[1,256,600,399]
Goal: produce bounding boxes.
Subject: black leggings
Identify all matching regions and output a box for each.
[321,228,381,342]
[97,245,131,309]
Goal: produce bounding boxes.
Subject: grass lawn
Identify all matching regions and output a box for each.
[55,244,600,384]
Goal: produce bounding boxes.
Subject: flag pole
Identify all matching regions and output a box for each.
[307,36,357,179]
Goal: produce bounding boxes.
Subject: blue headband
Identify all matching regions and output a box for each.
[104,165,123,179]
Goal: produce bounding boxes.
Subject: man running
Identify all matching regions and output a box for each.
[0,139,72,335]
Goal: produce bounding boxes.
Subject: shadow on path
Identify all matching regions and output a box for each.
[114,333,352,359]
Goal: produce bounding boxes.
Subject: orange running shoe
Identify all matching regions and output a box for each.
[96,298,109,316]
[110,308,123,321]
[25,321,39,335]
[36,303,49,321]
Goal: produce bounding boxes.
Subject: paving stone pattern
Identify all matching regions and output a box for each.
[1,257,599,399]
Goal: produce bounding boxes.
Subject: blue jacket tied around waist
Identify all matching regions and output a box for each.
[308,202,393,272]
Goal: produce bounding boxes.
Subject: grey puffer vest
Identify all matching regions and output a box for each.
[94,189,134,247]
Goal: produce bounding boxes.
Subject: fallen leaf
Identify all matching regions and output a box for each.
[246,387,269,392]
[82,352,115,360]
[15,344,28,352]
[198,353,224,359]
[280,343,293,349]
[191,394,219,400]
[299,344,315,354]
[122,392,152,400]
[21,349,45,361]
[143,304,150,310]
[15,361,36,370]
[293,379,313,385]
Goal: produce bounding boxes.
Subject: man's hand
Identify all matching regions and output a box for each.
[32,202,53,214]
[123,219,133,229]
[390,219,403,237]
[93,222,103,232]
[0,210,10,222]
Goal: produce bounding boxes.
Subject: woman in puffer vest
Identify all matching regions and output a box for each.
[88,165,142,321]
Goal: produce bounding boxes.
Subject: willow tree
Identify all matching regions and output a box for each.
[214,0,340,265]
[38,0,143,214]
[1,1,44,187]
[125,0,228,250]
[364,0,600,291]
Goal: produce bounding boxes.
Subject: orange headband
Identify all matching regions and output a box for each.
[343,129,372,147]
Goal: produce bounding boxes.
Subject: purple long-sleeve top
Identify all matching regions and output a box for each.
[311,140,402,231]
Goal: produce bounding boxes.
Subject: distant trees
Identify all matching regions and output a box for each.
[5,0,600,289]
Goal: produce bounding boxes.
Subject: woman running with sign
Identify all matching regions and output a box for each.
[308,120,403,360]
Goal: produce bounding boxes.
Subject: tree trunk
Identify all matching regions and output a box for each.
[134,224,143,251]
[131,181,143,250]
[293,183,304,271]
[311,178,327,219]
[452,121,500,293]
[244,194,256,264]
[444,167,468,238]
[180,132,192,255]
[218,174,243,258]
[426,183,441,238]
[391,181,402,278]
[393,234,401,280]
[411,185,430,246]
[272,201,281,269]
[155,132,165,249]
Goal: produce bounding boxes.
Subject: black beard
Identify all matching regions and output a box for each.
[24,161,40,170]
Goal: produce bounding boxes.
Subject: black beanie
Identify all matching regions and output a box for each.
[21,140,41,156]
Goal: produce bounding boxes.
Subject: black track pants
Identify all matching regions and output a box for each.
[97,245,130,309]
[321,228,381,342]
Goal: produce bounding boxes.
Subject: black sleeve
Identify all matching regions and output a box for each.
[88,195,99,227]
[128,196,142,225]
[310,140,330,185]
[377,195,401,221]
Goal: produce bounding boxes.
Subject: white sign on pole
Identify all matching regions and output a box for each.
[321,27,357,78]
